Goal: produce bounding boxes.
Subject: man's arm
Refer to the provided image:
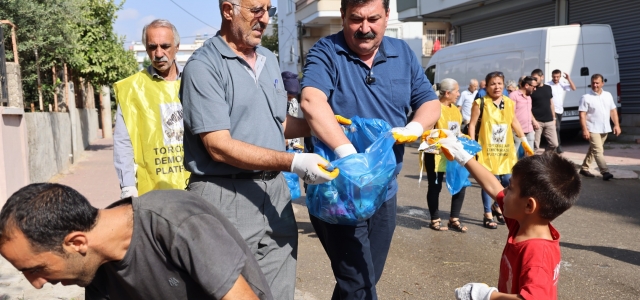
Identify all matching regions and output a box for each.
[112,104,138,197]
[564,72,576,91]
[300,86,351,151]
[410,100,440,131]
[611,108,621,136]
[531,112,540,130]
[200,130,294,172]
[221,275,259,300]
[468,101,480,140]
[550,97,556,121]
[283,114,311,139]
[579,111,590,140]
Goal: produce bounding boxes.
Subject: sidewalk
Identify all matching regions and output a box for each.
[556,139,640,179]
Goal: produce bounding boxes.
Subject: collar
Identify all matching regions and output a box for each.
[589,89,604,96]
[515,89,527,97]
[212,32,268,59]
[147,62,182,81]
[334,31,398,63]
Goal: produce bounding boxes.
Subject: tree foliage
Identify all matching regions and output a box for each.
[261,15,278,54]
[0,0,138,109]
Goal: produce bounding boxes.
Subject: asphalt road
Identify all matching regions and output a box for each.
[293,144,640,299]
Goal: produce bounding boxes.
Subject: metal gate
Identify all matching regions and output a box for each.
[569,0,640,114]
[459,2,556,43]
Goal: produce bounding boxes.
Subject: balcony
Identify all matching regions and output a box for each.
[295,0,341,26]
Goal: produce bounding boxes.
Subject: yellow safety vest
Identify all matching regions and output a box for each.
[434,103,462,172]
[114,70,190,195]
[476,95,517,175]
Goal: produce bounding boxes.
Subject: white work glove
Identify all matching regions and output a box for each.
[520,139,534,156]
[334,144,357,158]
[391,121,424,144]
[454,283,498,300]
[291,153,339,185]
[419,129,473,166]
[120,186,138,199]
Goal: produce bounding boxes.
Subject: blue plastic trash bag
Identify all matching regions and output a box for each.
[284,172,301,200]
[445,137,482,195]
[306,116,397,225]
[517,142,526,160]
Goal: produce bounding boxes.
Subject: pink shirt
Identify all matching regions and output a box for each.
[510,90,533,133]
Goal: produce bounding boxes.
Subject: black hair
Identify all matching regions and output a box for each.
[520,76,536,88]
[341,0,389,13]
[511,152,581,221]
[552,69,562,75]
[485,71,504,85]
[591,73,604,82]
[531,69,544,77]
[0,183,99,253]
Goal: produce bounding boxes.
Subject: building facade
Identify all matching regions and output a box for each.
[129,34,209,70]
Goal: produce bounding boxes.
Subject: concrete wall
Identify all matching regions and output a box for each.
[0,108,30,202]
[25,108,98,183]
[5,62,24,108]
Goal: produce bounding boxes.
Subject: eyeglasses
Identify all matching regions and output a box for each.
[231,3,277,18]
[487,71,504,78]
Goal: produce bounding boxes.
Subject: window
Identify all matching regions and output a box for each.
[423,29,447,56]
[425,65,436,84]
[385,28,399,38]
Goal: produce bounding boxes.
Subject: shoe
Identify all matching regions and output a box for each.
[556,147,564,154]
[579,170,595,178]
[602,172,614,181]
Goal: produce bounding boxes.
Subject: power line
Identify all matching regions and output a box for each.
[167,0,219,31]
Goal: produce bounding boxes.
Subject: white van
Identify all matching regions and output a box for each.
[425,24,620,130]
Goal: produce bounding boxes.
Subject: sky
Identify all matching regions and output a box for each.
[113,0,224,46]
[111,0,417,59]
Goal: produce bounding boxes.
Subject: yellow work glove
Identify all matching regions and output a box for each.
[391,122,423,144]
[520,139,534,156]
[291,153,339,184]
[419,129,472,165]
[335,115,352,125]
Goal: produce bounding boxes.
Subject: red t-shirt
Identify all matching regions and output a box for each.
[496,191,562,299]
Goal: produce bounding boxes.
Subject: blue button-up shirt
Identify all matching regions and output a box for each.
[302,31,437,198]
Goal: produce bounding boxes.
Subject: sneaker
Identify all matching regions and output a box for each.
[602,172,614,181]
[579,170,595,177]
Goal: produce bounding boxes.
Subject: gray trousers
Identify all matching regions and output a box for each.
[534,120,558,151]
[188,174,298,300]
[513,131,535,157]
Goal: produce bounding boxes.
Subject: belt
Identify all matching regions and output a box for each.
[194,171,281,181]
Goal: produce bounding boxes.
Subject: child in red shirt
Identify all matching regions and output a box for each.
[424,130,581,300]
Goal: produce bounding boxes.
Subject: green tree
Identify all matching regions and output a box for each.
[261,15,278,54]
[142,57,152,69]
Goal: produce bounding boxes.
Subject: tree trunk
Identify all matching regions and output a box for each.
[100,85,113,138]
[34,47,43,111]
[52,65,58,112]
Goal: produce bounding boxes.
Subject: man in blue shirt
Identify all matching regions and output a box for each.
[300,0,439,297]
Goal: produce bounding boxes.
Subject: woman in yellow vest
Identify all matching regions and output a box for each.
[468,72,528,229]
[423,78,468,232]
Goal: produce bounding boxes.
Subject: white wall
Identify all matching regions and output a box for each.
[277,0,300,74]
[388,0,423,62]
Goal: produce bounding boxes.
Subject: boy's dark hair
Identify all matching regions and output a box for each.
[512,152,581,220]
[552,69,562,75]
[341,0,389,13]
[531,69,544,77]
[0,183,99,253]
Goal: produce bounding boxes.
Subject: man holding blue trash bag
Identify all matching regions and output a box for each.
[299,0,440,297]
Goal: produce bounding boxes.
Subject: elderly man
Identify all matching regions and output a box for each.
[579,74,621,181]
[113,19,189,198]
[300,0,440,297]
[457,79,478,125]
[0,183,271,299]
[179,1,337,299]
[547,69,576,153]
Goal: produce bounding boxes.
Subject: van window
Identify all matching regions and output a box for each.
[425,65,436,83]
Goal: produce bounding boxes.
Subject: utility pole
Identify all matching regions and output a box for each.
[297,21,305,74]
[52,65,58,112]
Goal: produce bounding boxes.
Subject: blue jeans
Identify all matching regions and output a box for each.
[310,195,397,300]
[481,174,511,213]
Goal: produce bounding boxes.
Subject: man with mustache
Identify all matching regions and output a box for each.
[179,1,338,299]
[113,19,190,198]
[300,0,440,297]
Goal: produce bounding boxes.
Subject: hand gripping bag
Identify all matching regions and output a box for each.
[445,137,482,195]
[306,116,397,225]
[283,172,301,200]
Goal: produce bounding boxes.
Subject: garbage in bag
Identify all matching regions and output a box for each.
[306,116,397,225]
[283,172,301,200]
[444,137,481,195]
